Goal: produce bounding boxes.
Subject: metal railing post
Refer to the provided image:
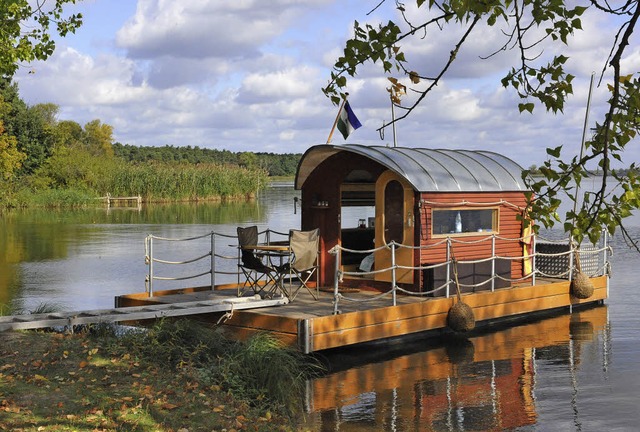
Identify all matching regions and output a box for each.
[148,236,154,297]
[491,234,496,292]
[603,229,610,298]
[391,242,397,306]
[602,229,608,277]
[531,233,537,286]
[333,247,342,315]
[210,232,216,290]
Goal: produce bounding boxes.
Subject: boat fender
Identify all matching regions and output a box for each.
[571,272,594,299]
[446,256,476,332]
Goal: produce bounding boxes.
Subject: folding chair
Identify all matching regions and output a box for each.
[277,228,320,300]
[237,226,277,297]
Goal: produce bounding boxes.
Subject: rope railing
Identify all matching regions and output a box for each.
[144,228,288,297]
[329,231,610,315]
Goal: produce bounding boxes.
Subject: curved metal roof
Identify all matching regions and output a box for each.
[295,144,528,192]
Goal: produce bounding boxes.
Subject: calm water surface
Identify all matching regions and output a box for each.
[2,182,639,430]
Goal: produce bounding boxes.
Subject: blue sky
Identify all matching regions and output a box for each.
[14,0,640,168]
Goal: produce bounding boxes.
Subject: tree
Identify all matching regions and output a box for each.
[324,1,640,249]
[0,98,25,180]
[54,119,84,149]
[0,0,82,78]
[238,151,258,169]
[83,119,114,157]
[0,82,56,175]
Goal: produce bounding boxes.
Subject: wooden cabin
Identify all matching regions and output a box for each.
[296,144,530,293]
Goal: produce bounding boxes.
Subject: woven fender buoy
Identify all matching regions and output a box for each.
[571,271,594,299]
[447,301,475,332]
[447,256,476,332]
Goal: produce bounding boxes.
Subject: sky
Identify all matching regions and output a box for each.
[13,0,640,169]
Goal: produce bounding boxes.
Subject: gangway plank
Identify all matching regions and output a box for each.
[0,296,288,332]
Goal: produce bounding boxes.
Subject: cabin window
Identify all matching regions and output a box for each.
[384,180,404,243]
[341,182,375,229]
[432,208,497,236]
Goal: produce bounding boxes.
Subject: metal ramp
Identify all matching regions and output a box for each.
[0,296,289,332]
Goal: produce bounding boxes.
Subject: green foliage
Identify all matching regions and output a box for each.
[83,119,114,157]
[0,0,83,78]
[122,319,322,416]
[13,186,95,208]
[326,1,640,248]
[0,82,56,175]
[529,74,640,245]
[0,92,26,181]
[34,146,116,190]
[214,332,317,415]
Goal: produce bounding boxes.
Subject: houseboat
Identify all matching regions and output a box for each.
[116,144,610,353]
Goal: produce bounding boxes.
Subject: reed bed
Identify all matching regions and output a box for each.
[1,159,269,209]
[102,162,268,202]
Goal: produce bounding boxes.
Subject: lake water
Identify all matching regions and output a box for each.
[2,182,640,430]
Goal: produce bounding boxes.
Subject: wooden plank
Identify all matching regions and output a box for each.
[473,286,606,322]
[0,297,288,332]
[223,310,299,334]
[311,311,450,351]
[310,300,449,334]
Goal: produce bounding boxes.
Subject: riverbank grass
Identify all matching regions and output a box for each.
[0,320,318,431]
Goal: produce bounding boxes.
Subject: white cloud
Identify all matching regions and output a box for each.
[11,0,640,165]
[116,0,331,59]
[238,66,320,103]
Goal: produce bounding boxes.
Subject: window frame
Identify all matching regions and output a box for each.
[430,207,499,238]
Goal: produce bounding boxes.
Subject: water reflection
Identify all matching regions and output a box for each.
[303,306,609,431]
[0,186,300,312]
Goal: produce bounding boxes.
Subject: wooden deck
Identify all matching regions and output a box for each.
[116,275,608,353]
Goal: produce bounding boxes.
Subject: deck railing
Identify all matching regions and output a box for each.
[328,231,611,315]
[144,228,288,297]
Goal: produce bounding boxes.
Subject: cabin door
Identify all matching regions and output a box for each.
[374,170,414,284]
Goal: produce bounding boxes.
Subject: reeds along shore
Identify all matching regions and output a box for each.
[2,162,269,209]
[106,162,269,202]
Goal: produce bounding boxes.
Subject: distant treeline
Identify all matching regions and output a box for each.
[0,81,279,208]
[113,143,302,177]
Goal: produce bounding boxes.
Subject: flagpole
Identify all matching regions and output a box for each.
[326,93,348,144]
[390,89,397,147]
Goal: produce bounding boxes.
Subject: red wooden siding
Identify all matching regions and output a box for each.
[418,192,529,279]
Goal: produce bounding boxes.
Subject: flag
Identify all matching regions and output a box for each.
[336,101,362,140]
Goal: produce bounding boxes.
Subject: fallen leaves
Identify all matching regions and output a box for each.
[0,331,290,431]
[161,402,180,410]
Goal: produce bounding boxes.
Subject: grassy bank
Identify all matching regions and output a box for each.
[0,320,321,431]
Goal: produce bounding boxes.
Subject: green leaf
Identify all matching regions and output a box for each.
[518,102,535,113]
[546,146,562,158]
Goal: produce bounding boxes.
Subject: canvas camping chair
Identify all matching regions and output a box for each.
[277,228,320,300]
[237,226,277,297]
